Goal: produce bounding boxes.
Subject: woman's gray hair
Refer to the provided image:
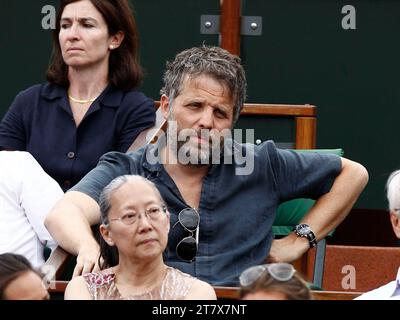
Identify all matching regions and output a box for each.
[160,45,247,123]
[99,175,164,225]
[387,170,400,215]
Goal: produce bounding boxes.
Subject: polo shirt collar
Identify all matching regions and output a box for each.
[142,140,164,174]
[97,84,123,108]
[42,83,65,100]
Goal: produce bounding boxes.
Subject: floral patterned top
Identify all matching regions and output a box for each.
[83,266,196,300]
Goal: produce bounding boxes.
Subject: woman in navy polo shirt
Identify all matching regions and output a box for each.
[0,0,155,191]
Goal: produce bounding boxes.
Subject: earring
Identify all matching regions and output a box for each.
[110,45,115,50]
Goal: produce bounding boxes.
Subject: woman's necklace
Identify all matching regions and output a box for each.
[68,92,98,104]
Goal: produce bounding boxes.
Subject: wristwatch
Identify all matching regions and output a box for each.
[293,224,317,248]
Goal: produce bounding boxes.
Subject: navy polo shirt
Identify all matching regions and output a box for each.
[71,139,341,286]
[0,83,155,191]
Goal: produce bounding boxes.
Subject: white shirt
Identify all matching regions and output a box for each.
[355,267,400,300]
[0,151,63,268]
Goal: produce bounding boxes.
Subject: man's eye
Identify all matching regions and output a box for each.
[215,110,227,118]
[187,103,201,108]
[61,24,70,29]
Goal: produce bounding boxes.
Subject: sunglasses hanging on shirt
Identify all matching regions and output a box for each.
[173,207,200,262]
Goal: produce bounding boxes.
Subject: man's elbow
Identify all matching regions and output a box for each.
[342,158,369,190]
[44,198,65,231]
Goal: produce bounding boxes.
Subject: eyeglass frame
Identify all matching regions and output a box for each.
[108,204,167,226]
[173,207,200,262]
[239,262,296,287]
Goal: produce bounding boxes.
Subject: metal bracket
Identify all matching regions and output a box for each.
[200,15,262,36]
[241,16,263,36]
[200,15,220,35]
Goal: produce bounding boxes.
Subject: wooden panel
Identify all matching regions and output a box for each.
[220,0,241,55]
[311,290,362,300]
[48,281,69,294]
[321,245,400,292]
[242,104,316,117]
[295,117,317,149]
[213,286,362,300]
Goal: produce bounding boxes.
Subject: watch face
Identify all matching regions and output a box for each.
[297,225,311,236]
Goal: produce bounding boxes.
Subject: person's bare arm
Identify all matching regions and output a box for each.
[64,276,92,300]
[45,191,101,276]
[269,157,369,262]
[185,280,217,300]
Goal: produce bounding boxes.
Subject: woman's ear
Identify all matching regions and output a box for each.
[165,209,171,233]
[109,31,125,50]
[100,224,115,246]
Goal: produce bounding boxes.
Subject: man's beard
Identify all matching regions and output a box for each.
[168,122,231,166]
[177,130,219,166]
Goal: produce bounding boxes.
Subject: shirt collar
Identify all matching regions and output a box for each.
[42,82,123,108]
[141,140,164,174]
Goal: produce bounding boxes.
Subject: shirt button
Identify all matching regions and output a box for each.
[67,152,75,159]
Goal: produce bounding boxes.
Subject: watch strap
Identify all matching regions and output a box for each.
[293,224,317,249]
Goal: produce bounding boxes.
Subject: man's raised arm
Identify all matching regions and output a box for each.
[269,157,369,262]
[45,191,101,276]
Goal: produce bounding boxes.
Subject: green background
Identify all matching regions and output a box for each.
[1,0,398,209]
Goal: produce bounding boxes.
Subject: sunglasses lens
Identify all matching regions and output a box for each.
[239,266,265,287]
[269,263,294,281]
[176,237,197,262]
[179,208,199,231]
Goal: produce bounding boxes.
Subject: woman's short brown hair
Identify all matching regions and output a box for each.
[46,0,143,91]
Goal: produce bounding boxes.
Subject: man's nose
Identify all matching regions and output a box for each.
[198,108,214,129]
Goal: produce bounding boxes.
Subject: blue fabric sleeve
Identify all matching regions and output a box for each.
[0,91,28,150]
[69,151,137,203]
[115,93,156,152]
[265,141,342,202]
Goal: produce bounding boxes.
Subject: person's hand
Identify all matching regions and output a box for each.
[72,242,100,277]
[267,233,309,263]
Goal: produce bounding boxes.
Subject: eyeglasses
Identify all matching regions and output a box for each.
[109,205,167,225]
[239,263,296,287]
[173,208,200,262]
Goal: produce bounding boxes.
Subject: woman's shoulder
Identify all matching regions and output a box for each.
[185,278,217,300]
[64,275,93,300]
[82,268,116,287]
[14,82,63,100]
[166,267,216,300]
[120,89,155,108]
